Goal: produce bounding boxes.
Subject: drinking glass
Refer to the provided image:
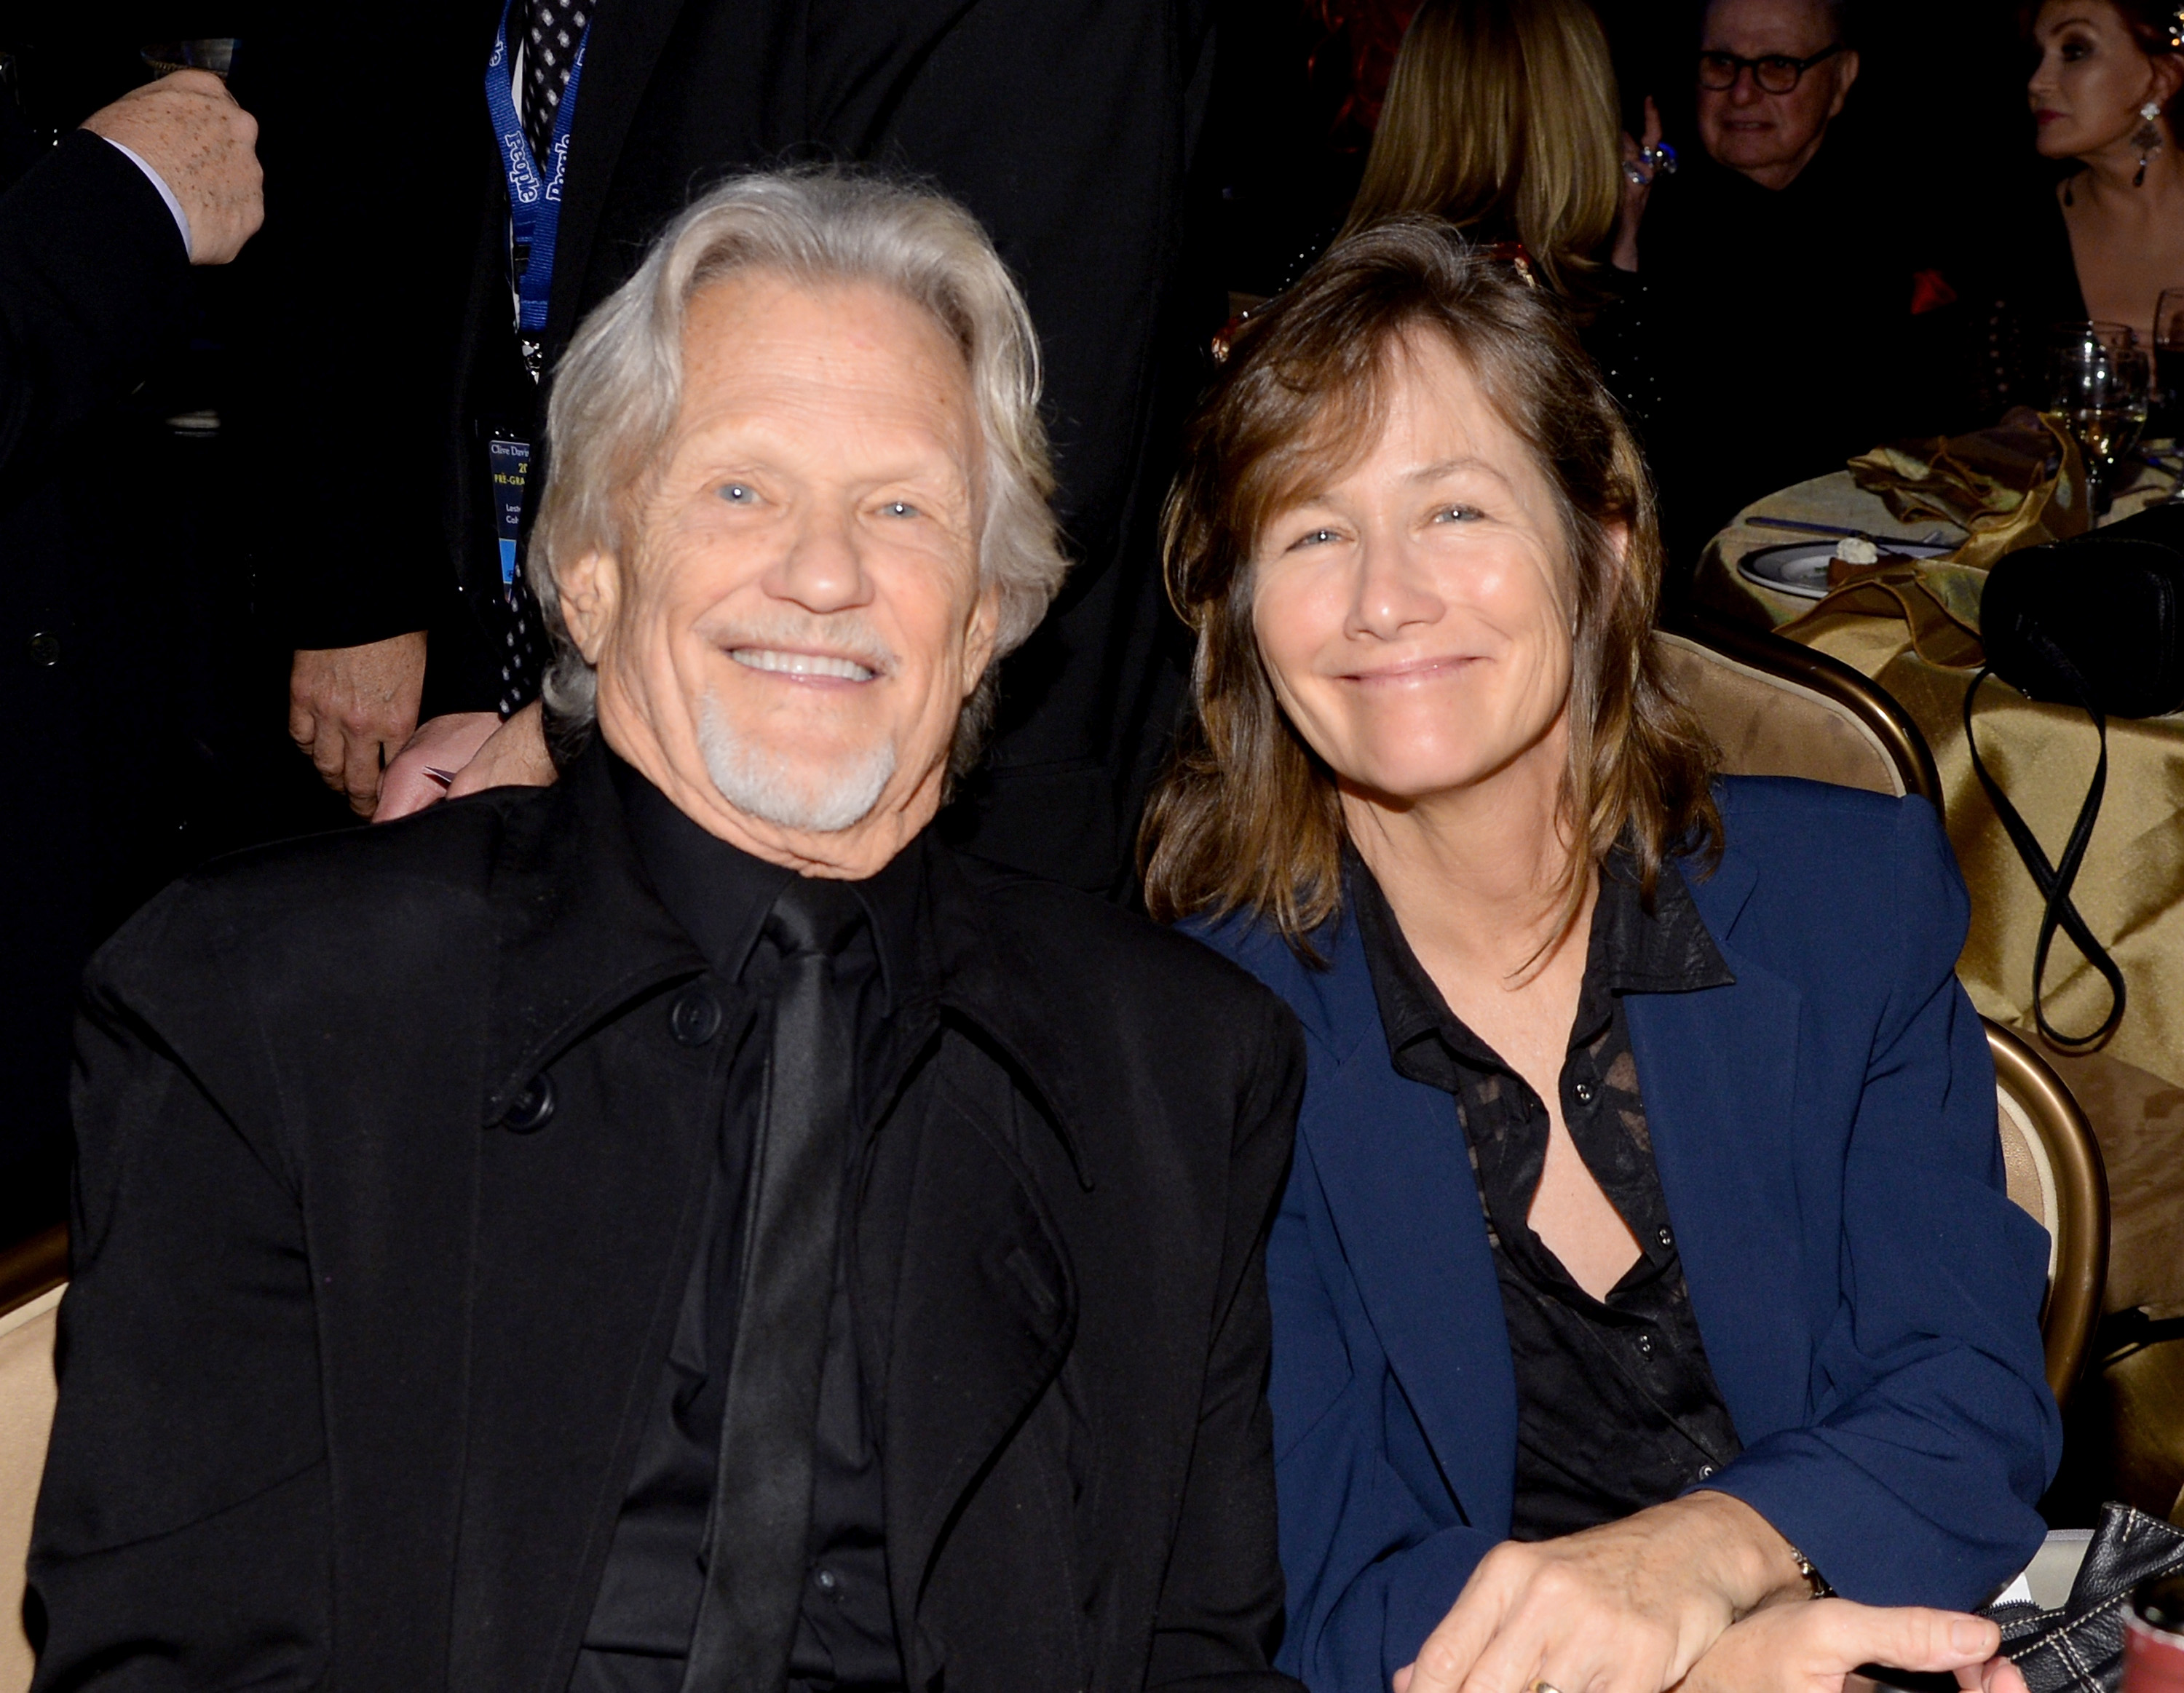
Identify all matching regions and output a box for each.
[2049,321,2151,515]
[2152,288,2184,443]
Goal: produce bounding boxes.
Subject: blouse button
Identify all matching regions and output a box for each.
[1635,1331,1656,1359]
[1573,1081,1596,1106]
[1657,1226,1674,1248]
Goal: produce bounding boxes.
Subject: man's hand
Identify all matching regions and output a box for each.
[1395,1492,1812,1693]
[1679,1596,2027,1693]
[375,701,556,823]
[290,633,429,817]
[80,70,264,264]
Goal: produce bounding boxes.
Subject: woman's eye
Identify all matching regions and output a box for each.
[1434,504,1483,523]
[2061,36,2090,59]
[882,500,919,518]
[719,483,754,504]
[1289,527,1341,551]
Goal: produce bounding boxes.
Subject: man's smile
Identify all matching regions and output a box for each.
[727,646,881,682]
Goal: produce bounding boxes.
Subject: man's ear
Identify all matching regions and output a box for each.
[555,550,621,663]
[959,581,1003,702]
[1828,48,1861,116]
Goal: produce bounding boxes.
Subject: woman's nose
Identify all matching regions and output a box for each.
[1347,539,1444,640]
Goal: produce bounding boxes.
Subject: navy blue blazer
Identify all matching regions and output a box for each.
[1189,778,2061,1693]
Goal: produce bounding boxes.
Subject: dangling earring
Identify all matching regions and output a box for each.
[2134,99,2164,187]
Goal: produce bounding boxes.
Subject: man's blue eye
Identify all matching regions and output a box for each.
[719,483,752,504]
[1436,505,1481,523]
[884,500,917,518]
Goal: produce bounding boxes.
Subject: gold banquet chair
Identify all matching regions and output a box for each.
[1659,619,2109,1404]
[0,1224,68,1693]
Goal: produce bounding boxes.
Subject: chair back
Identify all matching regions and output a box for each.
[1655,616,1941,805]
[1986,1021,2109,1407]
[0,1225,65,1693]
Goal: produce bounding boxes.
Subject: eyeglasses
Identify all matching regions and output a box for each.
[1696,44,1845,94]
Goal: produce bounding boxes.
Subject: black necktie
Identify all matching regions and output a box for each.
[518,0,588,164]
[684,878,868,1693]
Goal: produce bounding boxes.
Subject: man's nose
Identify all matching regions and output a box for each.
[1728,67,1764,105]
[764,506,875,614]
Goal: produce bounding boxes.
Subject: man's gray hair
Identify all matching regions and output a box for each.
[529,169,1069,772]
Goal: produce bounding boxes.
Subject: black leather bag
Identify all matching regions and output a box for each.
[1988,1502,2184,1693]
[1966,504,2184,1050]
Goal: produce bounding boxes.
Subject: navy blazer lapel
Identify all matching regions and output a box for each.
[1297,912,1517,1532]
[1626,854,1812,1440]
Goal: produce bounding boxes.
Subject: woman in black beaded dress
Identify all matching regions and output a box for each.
[1315,0,1666,431]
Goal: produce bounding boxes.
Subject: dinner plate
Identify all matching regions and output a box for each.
[1736,538,1954,600]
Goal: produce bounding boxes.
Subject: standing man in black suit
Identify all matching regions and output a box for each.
[0,67,261,1242]
[31,171,1304,1693]
[265,0,1212,897]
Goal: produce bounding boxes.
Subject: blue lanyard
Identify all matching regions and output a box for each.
[483,0,590,366]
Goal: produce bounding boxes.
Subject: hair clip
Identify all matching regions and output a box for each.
[1482,240,1539,288]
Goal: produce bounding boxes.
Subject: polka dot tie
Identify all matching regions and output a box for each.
[519,0,588,165]
[499,574,547,718]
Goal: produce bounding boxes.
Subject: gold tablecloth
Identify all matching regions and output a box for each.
[1694,460,2184,1093]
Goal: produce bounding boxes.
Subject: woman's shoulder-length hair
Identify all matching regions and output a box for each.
[1139,216,1720,956]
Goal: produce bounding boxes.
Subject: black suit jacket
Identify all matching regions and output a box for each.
[0,128,199,1234]
[234,0,1216,891]
[29,746,1306,1693]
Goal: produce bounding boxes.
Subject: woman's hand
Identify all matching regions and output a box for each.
[374,701,556,823]
[1678,1597,2027,1693]
[1613,97,1663,273]
[1394,1492,1812,1693]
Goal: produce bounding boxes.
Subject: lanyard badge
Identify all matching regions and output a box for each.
[484,0,591,379]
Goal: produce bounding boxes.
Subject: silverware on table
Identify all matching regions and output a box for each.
[1745,515,1953,547]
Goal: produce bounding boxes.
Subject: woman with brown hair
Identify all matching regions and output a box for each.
[1978,0,2184,410]
[1144,220,2057,1693]
[1337,0,1663,419]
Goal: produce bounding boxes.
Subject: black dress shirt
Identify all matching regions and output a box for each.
[571,756,932,1692]
[1350,852,1746,1542]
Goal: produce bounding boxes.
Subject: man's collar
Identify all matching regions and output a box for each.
[479,742,1083,1181]
[607,749,933,1013]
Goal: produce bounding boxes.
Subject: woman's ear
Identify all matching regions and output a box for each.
[553,550,621,664]
[2154,55,2184,114]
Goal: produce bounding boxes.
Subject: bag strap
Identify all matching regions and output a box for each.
[1961,642,2126,1051]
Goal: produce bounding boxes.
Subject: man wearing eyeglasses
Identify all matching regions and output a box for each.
[1642,0,1954,583]
[1695,0,1859,189]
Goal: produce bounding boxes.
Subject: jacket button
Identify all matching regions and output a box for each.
[501,1072,556,1133]
[1573,1081,1596,1106]
[669,985,722,1047]
[1634,1330,1655,1359]
[27,630,60,666]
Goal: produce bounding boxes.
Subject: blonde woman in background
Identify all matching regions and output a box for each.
[1343,0,1666,424]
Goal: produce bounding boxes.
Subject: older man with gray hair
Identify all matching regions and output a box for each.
[28,171,1307,1693]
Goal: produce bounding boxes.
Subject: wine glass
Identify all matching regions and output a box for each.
[2048,321,2151,515]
